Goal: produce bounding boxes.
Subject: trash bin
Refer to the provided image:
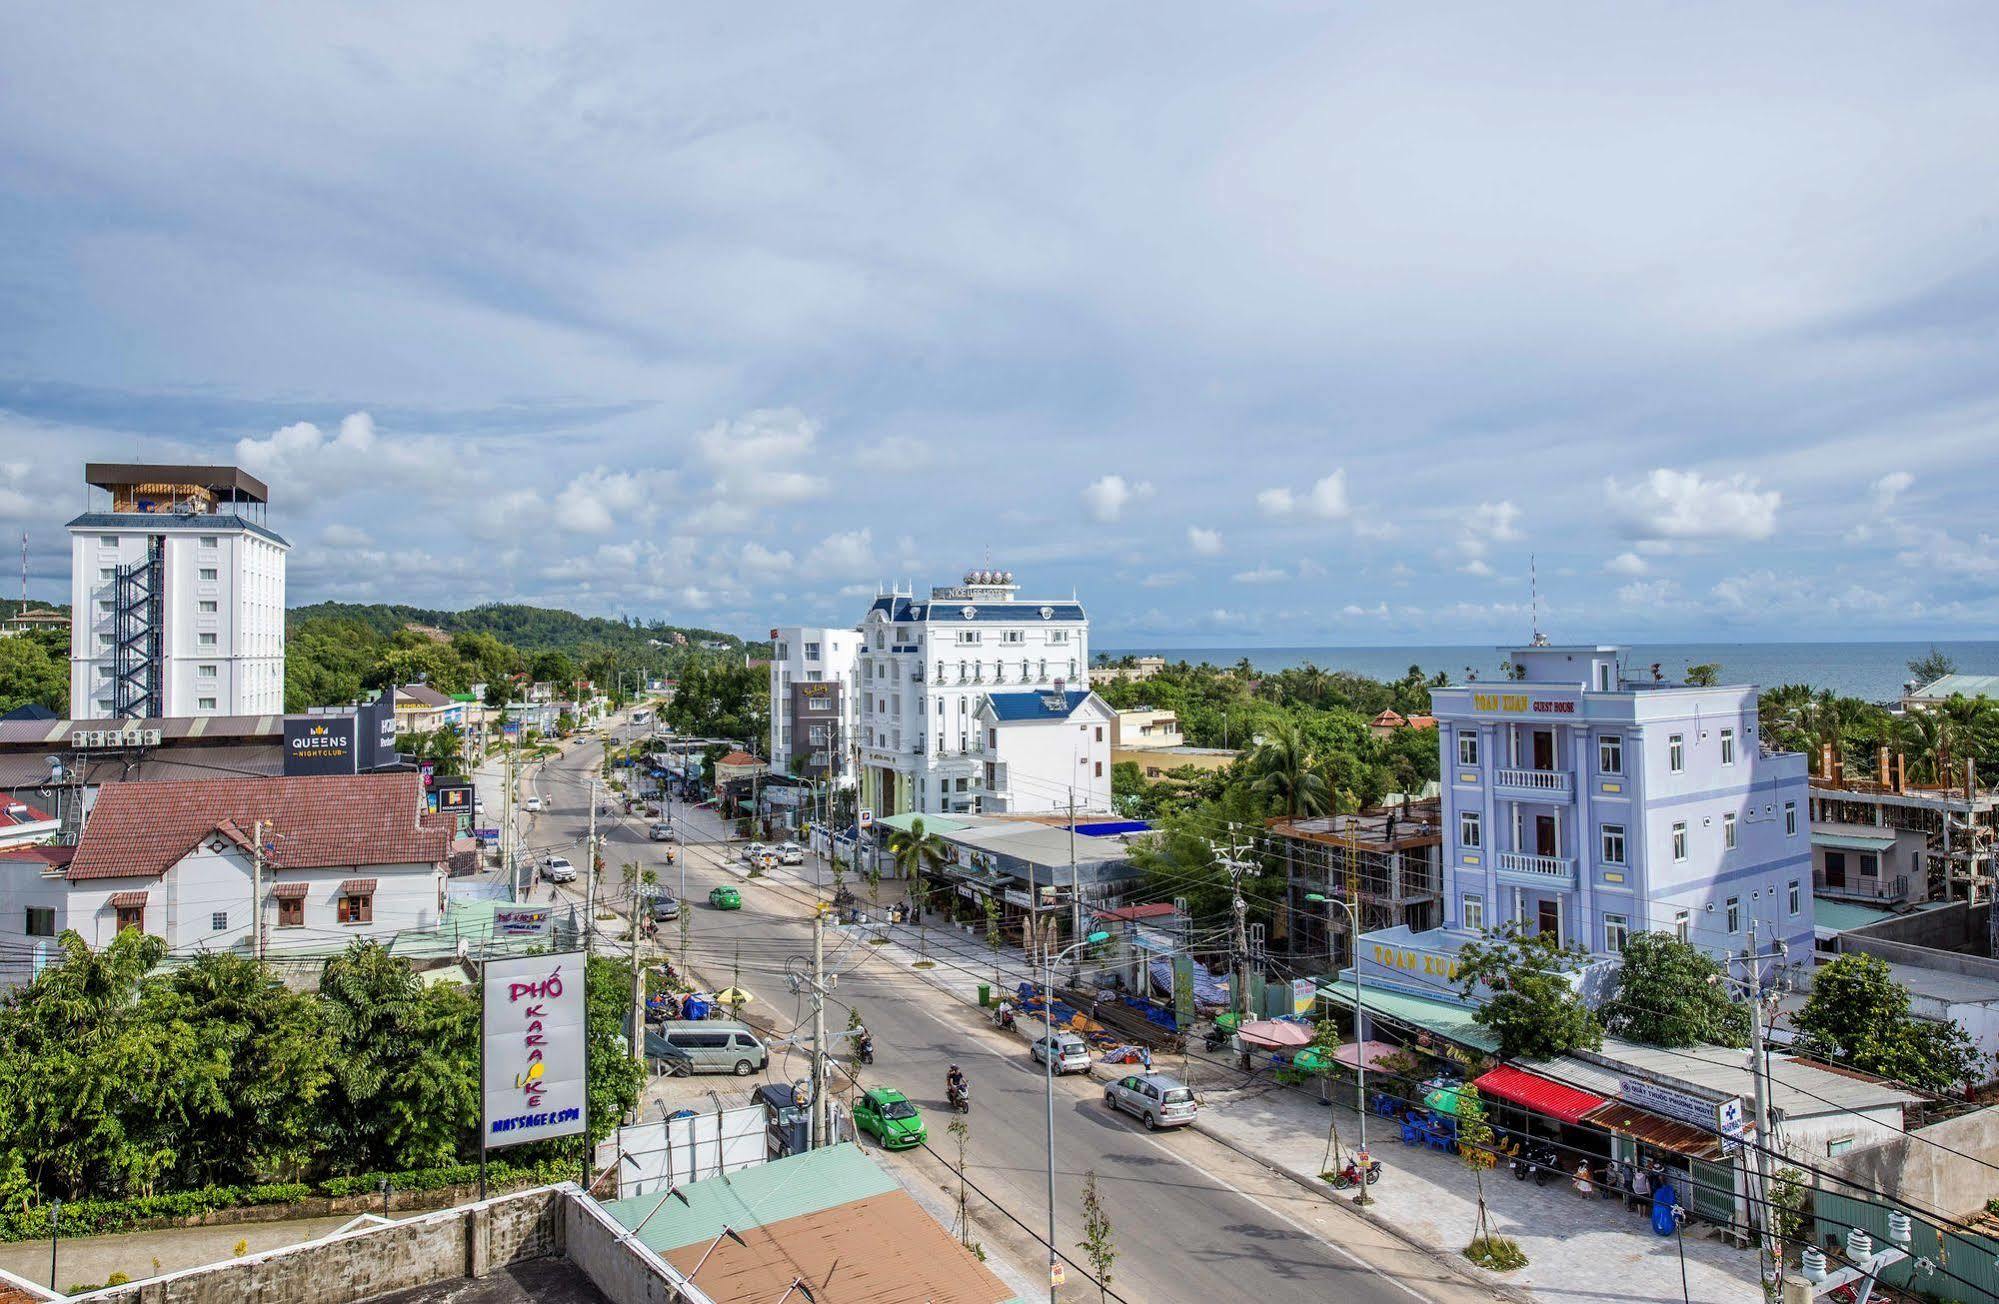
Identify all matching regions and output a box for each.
[977,984,992,1008]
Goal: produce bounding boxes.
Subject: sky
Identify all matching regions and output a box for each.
[4,4,1999,646]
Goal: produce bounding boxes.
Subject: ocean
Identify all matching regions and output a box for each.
[1092,641,1999,703]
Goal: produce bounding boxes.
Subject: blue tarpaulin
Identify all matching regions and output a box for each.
[1148,956,1227,1008]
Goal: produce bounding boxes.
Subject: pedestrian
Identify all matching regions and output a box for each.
[1602,1158,1624,1201]
[1139,1045,1152,1071]
[1629,1162,1652,1213]
[1571,1162,1593,1198]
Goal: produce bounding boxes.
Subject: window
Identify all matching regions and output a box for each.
[1463,894,1485,932]
[211,911,228,931]
[199,535,217,548]
[804,641,819,660]
[115,901,146,934]
[1095,726,1104,742]
[1726,897,1741,933]
[956,631,980,645]
[1599,734,1623,775]
[1604,914,1630,954]
[198,567,218,581]
[1049,630,1068,644]
[197,697,217,710]
[1826,1137,1854,1158]
[25,907,55,938]
[1674,910,1690,943]
[1458,731,1479,766]
[1668,734,1684,773]
[198,599,217,614]
[1859,852,1878,878]
[100,534,118,546]
[1720,727,1736,766]
[1788,880,1800,915]
[1002,630,1024,644]
[1459,811,1482,848]
[1785,802,1798,837]
[1723,813,1737,850]
[98,567,114,581]
[1672,821,1688,861]
[1094,761,1104,777]
[1600,824,1626,865]
[338,893,374,924]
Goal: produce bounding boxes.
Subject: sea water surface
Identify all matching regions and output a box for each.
[1094,642,1999,703]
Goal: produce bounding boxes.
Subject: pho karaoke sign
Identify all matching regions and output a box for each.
[482,951,587,1149]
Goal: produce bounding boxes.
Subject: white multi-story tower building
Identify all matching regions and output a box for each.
[767,625,863,786]
[854,569,1092,817]
[68,464,289,721]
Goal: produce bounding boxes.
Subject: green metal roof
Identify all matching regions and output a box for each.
[1812,900,1896,934]
[873,811,971,835]
[1814,830,1896,852]
[1912,674,1999,700]
[602,1143,899,1254]
[1318,978,1499,1054]
[389,898,551,960]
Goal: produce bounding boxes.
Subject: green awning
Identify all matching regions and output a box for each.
[1318,978,1498,1055]
[873,812,971,835]
[1815,831,1896,852]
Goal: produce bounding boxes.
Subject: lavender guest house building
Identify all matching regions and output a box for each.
[1377,644,1813,978]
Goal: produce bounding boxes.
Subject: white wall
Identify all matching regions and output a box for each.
[982,697,1114,814]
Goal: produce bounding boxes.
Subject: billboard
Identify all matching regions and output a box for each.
[357,693,398,771]
[482,951,588,1150]
[492,906,552,938]
[616,1107,767,1197]
[283,714,357,776]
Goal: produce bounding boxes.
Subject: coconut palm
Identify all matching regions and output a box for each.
[1247,719,1331,820]
[889,818,952,958]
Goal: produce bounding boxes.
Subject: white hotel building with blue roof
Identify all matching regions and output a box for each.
[851,569,1111,818]
[1427,643,1814,965]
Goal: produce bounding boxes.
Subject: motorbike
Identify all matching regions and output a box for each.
[1203,1026,1230,1052]
[1331,1157,1382,1190]
[1511,1142,1560,1185]
[856,1036,875,1065]
[946,1080,970,1113]
[994,1006,1017,1031]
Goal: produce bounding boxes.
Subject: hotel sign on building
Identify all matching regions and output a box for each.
[1467,687,1581,717]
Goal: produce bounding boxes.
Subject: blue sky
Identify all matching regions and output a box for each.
[4,4,1999,645]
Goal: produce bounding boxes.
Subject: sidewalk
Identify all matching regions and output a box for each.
[832,912,1769,1303]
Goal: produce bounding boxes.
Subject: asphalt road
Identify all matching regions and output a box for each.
[520,723,1480,1304]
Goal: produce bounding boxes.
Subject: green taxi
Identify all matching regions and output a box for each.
[853,1087,926,1150]
[708,885,743,910]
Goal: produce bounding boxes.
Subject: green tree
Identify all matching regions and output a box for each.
[1605,932,1749,1048]
[889,818,950,959]
[1684,663,1722,687]
[1908,647,1957,687]
[1455,924,1603,1060]
[1795,953,1982,1093]
[1245,718,1331,821]
[0,631,69,715]
[1456,1083,1499,1248]
[1077,1169,1117,1302]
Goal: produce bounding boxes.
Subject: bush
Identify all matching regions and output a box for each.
[1464,1235,1528,1272]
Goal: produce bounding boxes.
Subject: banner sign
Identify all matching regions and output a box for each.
[482,951,587,1149]
[493,906,552,937]
[283,714,357,776]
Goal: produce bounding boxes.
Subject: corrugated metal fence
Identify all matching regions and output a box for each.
[1814,1188,1999,1302]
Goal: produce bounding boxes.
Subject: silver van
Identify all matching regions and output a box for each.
[647,1020,768,1077]
[1031,1032,1092,1075]
[1104,1072,1198,1130]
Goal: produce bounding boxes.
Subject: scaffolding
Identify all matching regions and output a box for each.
[1809,747,1998,905]
[110,536,163,719]
[1269,799,1443,970]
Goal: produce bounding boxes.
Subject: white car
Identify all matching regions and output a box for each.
[544,856,577,884]
[777,842,805,865]
[525,796,544,813]
[741,841,769,863]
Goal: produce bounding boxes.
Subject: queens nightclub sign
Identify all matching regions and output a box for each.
[482,952,587,1149]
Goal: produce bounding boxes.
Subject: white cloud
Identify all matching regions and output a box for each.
[551,466,675,534]
[739,541,795,574]
[1606,468,1780,542]
[1140,571,1187,588]
[1341,601,1390,619]
[1256,471,1349,521]
[1083,474,1154,523]
[322,523,370,548]
[696,409,829,503]
[1187,526,1223,555]
[856,435,934,473]
[1296,557,1327,579]
[1712,570,1782,611]
[805,527,876,576]
[1617,578,1683,608]
[1466,500,1522,543]
[1256,488,1295,516]
[1604,551,1649,576]
[236,412,435,494]
[1232,564,1286,584]
[1459,558,1494,577]
[1871,470,1915,508]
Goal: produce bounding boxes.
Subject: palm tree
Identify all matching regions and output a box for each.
[1247,719,1331,821]
[889,818,951,959]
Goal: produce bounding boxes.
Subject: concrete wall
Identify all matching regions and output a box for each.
[1820,1105,1999,1220]
[1843,900,1988,954]
[76,1185,565,1304]
[562,1193,711,1304]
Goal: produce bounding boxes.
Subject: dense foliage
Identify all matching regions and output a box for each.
[0,627,69,715]
[1455,924,1604,1060]
[1604,932,1750,1049]
[0,934,642,1205]
[664,655,770,746]
[1794,952,1983,1093]
[1758,684,1999,788]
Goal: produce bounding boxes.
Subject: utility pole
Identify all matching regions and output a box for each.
[585,778,598,956]
[1211,824,1256,1022]
[252,818,265,963]
[810,911,829,1149]
[1067,786,1082,980]
[1732,920,1787,1269]
[631,882,646,1071]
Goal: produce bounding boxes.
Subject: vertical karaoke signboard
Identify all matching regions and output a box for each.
[481,952,588,1158]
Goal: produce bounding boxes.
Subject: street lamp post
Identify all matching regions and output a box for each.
[1305,891,1370,1205]
[1039,927,1110,1302]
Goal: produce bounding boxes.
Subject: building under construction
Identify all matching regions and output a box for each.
[1269,797,1442,971]
[1808,744,1997,906]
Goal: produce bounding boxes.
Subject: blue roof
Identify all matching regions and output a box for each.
[867,595,1086,623]
[984,689,1092,721]
[67,511,291,548]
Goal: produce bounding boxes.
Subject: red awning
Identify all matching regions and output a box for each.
[1473,1064,1610,1124]
[338,878,378,896]
[270,882,309,900]
[108,890,148,908]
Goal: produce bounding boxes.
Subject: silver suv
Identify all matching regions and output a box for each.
[1104,1073,1198,1130]
[1031,1032,1092,1074]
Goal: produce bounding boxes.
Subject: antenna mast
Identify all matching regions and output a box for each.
[19,531,25,608]
[1529,553,1549,647]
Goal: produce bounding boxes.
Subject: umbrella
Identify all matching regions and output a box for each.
[713,987,755,1006]
[1331,1039,1401,1071]
[1423,1085,1463,1116]
[1236,1020,1314,1050]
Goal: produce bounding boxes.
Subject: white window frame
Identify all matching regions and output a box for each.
[197,696,218,710]
[1784,802,1797,837]
[1463,894,1485,932]
[198,567,218,582]
[1672,821,1688,861]
[1600,823,1626,866]
[1726,897,1741,934]
[1788,880,1800,915]
[1723,812,1737,850]
[1668,734,1684,773]
[1720,727,1736,766]
[1675,910,1690,944]
[1457,731,1479,767]
[1459,811,1482,849]
[1599,734,1623,775]
[1604,914,1630,954]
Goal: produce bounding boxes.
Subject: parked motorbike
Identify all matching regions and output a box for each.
[1331,1157,1382,1190]
[1512,1142,1560,1185]
[1203,1026,1230,1052]
[994,1006,1017,1031]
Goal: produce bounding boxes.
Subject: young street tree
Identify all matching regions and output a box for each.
[1605,932,1750,1048]
[1077,1169,1117,1303]
[889,818,950,959]
[1455,924,1604,1060]
[1795,953,1982,1094]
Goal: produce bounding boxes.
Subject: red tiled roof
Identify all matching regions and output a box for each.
[1093,902,1180,922]
[716,751,759,767]
[271,882,309,900]
[1473,1064,1609,1124]
[1371,710,1405,727]
[68,773,449,881]
[1406,715,1437,730]
[0,801,51,826]
[339,878,378,895]
[0,845,73,868]
[108,890,148,907]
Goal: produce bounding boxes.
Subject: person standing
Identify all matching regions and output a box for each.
[1629,1161,1653,1213]
[1572,1162,1593,1198]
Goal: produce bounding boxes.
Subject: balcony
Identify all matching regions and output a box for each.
[1496,851,1577,884]
[1494,768,1573,801]
[1813,871,1910,903]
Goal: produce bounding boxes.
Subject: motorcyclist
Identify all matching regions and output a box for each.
[994,1000,1016,1029]
[946,1063,968,1103]
[855,1026,875,1063]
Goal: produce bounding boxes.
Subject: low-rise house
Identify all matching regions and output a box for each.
[1111,707,1184,750]
[55,771,450,953]
[974,688,1114,815]
[1368,708,1437,739]
[393,683,459,735]
[1812,821,1928,905]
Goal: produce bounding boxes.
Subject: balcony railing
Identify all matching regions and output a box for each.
[1813,871,1909,901]
[1497,851,1575,879]
[1494,768,1574,798]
